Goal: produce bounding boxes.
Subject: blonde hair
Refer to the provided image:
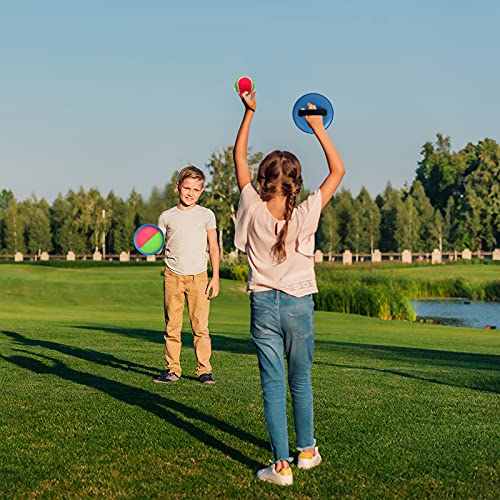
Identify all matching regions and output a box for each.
[257,150,303,263]
[177,165,205,185]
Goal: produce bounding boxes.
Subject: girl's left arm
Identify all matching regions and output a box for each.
[233,91,256,192]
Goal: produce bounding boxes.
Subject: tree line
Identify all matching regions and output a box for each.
[1,135,498,257]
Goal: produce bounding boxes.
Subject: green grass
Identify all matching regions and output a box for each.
[0,264,499,498]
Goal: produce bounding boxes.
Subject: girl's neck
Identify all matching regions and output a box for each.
[266,196,287,220]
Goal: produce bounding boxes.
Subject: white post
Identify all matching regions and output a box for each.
[431,249,442,264]
[342,250,352,265]
[402,250,412,264]
[314,250,324,263]
[462,249,472,260]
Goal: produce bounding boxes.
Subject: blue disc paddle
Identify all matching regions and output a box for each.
[134,224,165,255]
[292,93,334,134]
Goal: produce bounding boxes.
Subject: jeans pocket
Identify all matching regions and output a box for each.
[287,310,314,339]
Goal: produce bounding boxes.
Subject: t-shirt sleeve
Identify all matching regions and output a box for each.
[295,189,323,257]
[205,209,217,230]
[234,183,260,252]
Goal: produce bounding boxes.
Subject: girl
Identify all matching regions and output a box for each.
[233,90,345,486]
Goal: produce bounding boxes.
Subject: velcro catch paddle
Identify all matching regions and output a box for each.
[292,93,334,134]
[134,224,165,255]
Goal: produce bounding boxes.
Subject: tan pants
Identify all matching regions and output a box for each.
[163,267,212,377]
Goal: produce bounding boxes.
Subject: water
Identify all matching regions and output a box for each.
[411,299,500,329]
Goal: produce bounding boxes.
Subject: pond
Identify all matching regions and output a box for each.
[411,299,500,329]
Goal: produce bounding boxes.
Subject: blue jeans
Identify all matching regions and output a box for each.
[250,290,316,462]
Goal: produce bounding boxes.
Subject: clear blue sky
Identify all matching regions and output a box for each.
[1,0,499,202]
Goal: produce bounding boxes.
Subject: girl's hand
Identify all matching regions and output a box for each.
[241,90,256,112]
[304,102,325,133]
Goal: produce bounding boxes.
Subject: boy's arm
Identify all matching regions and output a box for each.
[306,104,345,209]
[156,214,166,255]
[206,228,220,299]
[233,91,256,192]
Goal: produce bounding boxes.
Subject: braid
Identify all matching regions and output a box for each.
[271,192,296,263]
[257,150,303,264]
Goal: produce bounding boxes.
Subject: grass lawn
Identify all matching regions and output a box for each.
[316,260,500,286]
[0,264,499,498]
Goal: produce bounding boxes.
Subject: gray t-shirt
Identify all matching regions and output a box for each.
[158,205,217,275]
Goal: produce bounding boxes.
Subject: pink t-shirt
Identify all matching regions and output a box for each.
[234,183,322,297]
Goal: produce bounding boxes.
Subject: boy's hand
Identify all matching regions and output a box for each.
[304,103,325,133]
[241,90,256,112]
[206,278,220,300]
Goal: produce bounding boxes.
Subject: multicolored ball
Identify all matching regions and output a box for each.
[234,76,254,97]
[134,224,165,255]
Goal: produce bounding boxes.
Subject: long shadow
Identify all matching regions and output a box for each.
[70,325,257,355]
[315,339,500,372]
[1,350,267,470]
[1,330,158,377]
[314,361,500,395]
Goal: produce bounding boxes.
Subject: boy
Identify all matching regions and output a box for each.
[153,165,220,385]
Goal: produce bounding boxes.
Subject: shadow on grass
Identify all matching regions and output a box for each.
[70,325,257,355]
[0,330,268,469]
[315,339,500,370]
[1,329,158,377]
[314,340,500,394]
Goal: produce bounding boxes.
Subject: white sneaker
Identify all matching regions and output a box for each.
[256,463,293,486]
[297,447,322,470]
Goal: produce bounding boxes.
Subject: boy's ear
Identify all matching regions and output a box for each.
[175,182,179,192]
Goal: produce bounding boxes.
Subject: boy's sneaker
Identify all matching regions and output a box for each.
[256,463,293,486]
[152,370,180,383]
[198,373,216,385]
[297,447,322,469]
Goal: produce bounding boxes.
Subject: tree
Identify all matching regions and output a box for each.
[162,171,180,210]
[205,146,262,255]
[354,187,381,253]
[416,134,464,211]
[145,186,163,225]
[0,189,14,252]
[454,138,500,250]
[410,180,435,251]
[376,182,401,252]
[395,193,420,252]
[331,188,354,251]
[4,198,26,254]
[51,193,83,254]
[443,196,456,251]
[317,201,339,254]
[23,196,53,255]
[432,209,444,252]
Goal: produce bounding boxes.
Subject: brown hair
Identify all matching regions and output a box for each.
[257,150,303,263]
[177,165,205,185]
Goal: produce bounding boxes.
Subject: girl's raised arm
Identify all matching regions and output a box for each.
[306,104,345,209]
[233,91,256,192]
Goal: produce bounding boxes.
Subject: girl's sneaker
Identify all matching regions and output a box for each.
[256,463,293,486]
[297,447,322,469]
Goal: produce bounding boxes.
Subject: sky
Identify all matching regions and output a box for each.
[1,0,499,203]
